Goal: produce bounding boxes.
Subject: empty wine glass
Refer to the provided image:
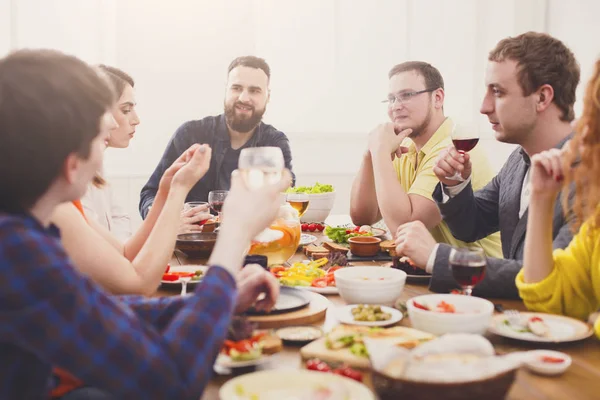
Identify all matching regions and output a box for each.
[208,190,228,222]
[446,121,480,182]
[449,247,486,296]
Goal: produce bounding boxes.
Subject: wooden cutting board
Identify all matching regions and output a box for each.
[247,291,329,329]
[300,336,371,369]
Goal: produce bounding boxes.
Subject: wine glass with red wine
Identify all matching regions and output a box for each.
[449,247,486,296]
[446,121,479,182]
[208,190,228,222]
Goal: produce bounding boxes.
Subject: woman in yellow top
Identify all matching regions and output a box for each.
[516,58,600,338]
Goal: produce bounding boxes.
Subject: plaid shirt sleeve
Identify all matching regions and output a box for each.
[0,219,237,399]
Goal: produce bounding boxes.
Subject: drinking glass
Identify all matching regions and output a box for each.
[286,193,310,217]
[449,247,486,296]
[446,122,480,182]
[238,146,285,190]
[208,191,228,222]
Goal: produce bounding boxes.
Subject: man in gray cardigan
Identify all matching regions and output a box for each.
[393,32,579,298]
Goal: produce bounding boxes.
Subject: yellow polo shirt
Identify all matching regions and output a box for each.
[392,117,503,258]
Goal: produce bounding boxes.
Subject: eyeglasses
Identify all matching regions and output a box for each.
[382,88,437,105]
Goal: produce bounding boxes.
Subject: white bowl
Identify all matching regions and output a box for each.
[407,294,494,335]
[524,350,571,376]
[300,191,336,223]
[334,266,407,306]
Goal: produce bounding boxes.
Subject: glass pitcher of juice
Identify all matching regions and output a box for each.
[248,204,301,266]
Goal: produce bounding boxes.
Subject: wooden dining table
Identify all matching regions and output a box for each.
[160,230,600,400]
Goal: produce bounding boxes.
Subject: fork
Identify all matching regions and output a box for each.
[180,276,192,296]
[503,309,521,326]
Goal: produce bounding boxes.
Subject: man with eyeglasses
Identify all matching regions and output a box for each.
[350,61,502,269]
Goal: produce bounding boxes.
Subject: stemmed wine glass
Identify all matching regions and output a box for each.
[446,121,480,182]
[238,147,285,243]
[449,247,486,296]
[286,193,310,217]
[208,191,228,222]
[238,147,285,189]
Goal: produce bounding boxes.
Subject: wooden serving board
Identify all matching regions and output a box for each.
[300,337,371,369]
[247,291,329,329]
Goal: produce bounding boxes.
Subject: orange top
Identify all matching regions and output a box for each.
[71,199,87,220]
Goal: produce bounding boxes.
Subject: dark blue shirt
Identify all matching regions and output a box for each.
[139,114,294,218]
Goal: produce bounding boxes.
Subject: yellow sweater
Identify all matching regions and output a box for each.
[516,222,600,339]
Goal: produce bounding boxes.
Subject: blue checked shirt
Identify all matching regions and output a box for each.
[0,212,237,399]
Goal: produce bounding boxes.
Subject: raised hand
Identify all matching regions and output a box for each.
[433,144,472,186]
[529,148,566,198]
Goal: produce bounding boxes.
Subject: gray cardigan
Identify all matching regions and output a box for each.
[430,143,573,298]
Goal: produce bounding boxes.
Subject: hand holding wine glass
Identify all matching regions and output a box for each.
[442,122,479,183]
[449,247,486,296]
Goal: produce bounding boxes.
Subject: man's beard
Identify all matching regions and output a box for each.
[224,101,266,133]
[408,106,433,139]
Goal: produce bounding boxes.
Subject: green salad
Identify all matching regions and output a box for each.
[286,182,334,194]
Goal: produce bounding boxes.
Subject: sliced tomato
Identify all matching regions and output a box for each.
[162,273,180,282]
[333,366,363,382]
[325,274,336,286]
[530,316,544,323]
[249,332,267,343]
[311,277,328,288]
[541,355,565,363]
[326,266,343,274]
[306,358,331,372]
[413,300,430,311]
[270,266,286,274]
[165,264,170,273]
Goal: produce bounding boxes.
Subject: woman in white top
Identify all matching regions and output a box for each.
[80,66,138,240]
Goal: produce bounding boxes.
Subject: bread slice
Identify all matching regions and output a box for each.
[260,333,283,354]
[304,244,329,257]
[380,239,397,257]
[322,242,349,255]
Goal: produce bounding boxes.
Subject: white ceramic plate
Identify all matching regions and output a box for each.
[489,312,594,343]
[214,353,272,369]
[161,265,208,285]
[299,233,318,246]
[337,304,403,327]
[220,369,375,400]
[275,326,323,343]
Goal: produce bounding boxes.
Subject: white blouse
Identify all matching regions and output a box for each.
[80,180,132,242]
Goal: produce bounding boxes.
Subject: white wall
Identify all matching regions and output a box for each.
[2,0,599,230]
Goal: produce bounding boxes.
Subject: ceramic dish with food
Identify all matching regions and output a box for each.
[489,312,594,343]
[220,369,375,400]
[299,233,318,246]
[276,326,323,344]
[337,304,403,327]
[523,350,572,376]
[334,266,407,306]
[161,265,208,285]
[368,334,520,400]
[175,232,217,258]
[348,236,382,257]
[407,294,494,335]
